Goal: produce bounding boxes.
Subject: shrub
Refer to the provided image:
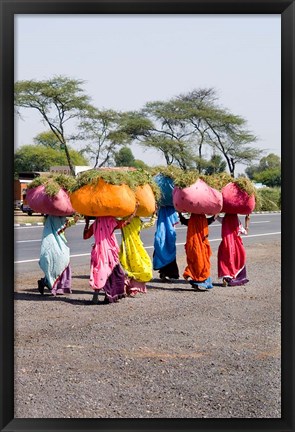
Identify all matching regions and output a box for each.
[255,187,281,211]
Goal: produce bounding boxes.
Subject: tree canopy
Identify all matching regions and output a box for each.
[118,88,261,176]
[14,76,263,178]
[14,145,88,175]
[245,153,281,187]
[14,76,93,175]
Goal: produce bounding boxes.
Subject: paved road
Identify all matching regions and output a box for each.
[15,213,281,275]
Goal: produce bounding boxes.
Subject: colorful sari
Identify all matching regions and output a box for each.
[217,214,249,286]
[153,206,180,279]
[39,215,72,295]
[120,216,155,295]
[183,214,213,289]
[89,216,125,302]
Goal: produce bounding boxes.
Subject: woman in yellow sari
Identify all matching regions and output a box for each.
[120,213,157,297]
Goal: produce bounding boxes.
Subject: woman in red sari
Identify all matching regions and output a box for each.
[217,214,250,286]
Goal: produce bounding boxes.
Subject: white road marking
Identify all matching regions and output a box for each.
[14,231,281,264]
[15,220,271,243]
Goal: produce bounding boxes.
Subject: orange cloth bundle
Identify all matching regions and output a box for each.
[26,185,75,216]
[222,182,255,214]
[135,184,156,217]
[70,178,137,217]
[173,178,223,215]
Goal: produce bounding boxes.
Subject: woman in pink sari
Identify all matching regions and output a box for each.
[83,212,136,304]
[217,214,250,286]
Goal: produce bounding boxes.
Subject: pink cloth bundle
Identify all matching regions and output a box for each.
[26,185,75,216]
[222,182,255,214]
[173,178,223,215]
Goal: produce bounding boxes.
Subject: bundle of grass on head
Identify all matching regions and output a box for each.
[26,173,76,216]
[70,167,160,218]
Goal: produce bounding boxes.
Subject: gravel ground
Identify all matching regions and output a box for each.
[14,241,281,419]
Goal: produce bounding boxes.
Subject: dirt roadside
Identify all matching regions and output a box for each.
[14,241,281,418]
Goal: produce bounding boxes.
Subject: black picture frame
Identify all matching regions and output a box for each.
[1,1,294,431]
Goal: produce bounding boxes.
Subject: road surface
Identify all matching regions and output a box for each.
[15,213,281,275]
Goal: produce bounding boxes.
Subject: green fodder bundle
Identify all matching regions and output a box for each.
[70,168,160,217]
[26,173,76,216]
[28,173,76,197]
[221,176,258,214]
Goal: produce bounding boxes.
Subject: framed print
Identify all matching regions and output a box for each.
[1,0,294,431]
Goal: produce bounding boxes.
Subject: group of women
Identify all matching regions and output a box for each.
[37,206,250,303]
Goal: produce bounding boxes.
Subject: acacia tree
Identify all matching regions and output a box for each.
[173,88,218,172]
[202,109,261,177]
[120,88,260,175]
[77,109,131,168]
[119,104,196,170]
[14,76,93,175]
[173,89,261,176]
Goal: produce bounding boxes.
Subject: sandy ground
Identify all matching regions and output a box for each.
[14,241,281,418]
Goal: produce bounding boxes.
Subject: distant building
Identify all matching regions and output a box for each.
[50,165,90,176]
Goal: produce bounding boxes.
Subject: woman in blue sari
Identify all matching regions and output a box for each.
[153,206,180,280]
[37,214,78,295]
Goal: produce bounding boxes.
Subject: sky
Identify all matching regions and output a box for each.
[14,14,281,173]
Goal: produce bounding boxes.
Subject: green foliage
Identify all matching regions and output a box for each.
[133,159,149,170]
[14,144,88,174]
[258,153,281,171]
[14,76,94,174]
[33,131,61,149]
[253,168,281,188]
[255,187,281,211]
[27,173,76,197]
[246,153,281,187]
[204,154,227,175]
[200,172,233,191]
[150,165,183,181]
[114,147,135,167]
[78,109,130,168]
[233,176,257,197]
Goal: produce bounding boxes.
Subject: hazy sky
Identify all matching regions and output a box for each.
[15,14,281,172]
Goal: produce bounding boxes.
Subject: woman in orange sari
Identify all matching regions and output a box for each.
[179,213,216,290]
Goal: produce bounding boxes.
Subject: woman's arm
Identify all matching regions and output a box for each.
[178,212,189,226]
[245,214,250,233]
[116,202,139,229]
[83,216,94,240]
[57,214,79,235]
[141,212,157,229]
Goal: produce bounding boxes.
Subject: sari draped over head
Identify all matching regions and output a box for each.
[120,217,153,283]
[89,217,125,301]
[183,214,212,282]
[153,206,179,270]
[218,213,246,279]
[39,215,70,290]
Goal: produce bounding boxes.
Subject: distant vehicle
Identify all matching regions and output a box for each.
[21,204,34,216]
[14,200,23,210]
[21,192,34,216]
